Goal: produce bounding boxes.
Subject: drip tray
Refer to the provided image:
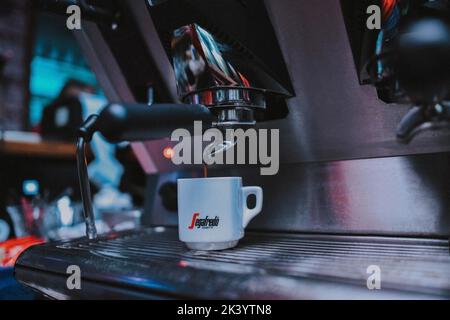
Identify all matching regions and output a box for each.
[15,227,450,299]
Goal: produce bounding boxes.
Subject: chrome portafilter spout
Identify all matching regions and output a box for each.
[186,87,267,160]
[182,86,266,128]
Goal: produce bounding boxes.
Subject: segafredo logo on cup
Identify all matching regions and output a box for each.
[188,213,220,230]
[171,121,280,176]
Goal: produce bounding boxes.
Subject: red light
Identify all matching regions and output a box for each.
[1,236,44,267]
[163,147,174,160]
[382,0,397,20]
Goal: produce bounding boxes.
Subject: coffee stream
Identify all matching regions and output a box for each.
[203,163,208,178]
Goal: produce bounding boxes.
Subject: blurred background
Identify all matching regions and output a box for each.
[0,0,145,299]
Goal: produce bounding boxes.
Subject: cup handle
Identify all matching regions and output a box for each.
[242,187,263,228]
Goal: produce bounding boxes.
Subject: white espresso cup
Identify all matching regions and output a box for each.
[177,177,263,250]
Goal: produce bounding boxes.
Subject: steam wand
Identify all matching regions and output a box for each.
[76,115,100,239]
[397,102,450,144]
[76,103,213,239]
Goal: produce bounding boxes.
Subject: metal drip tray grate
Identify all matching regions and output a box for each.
[56,228,450,297]
[15,227,450,299]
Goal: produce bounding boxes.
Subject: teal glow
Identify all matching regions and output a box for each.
[28,13,102,126]
[29,55,101,126]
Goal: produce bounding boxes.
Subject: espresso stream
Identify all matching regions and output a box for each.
[203,163,208,178]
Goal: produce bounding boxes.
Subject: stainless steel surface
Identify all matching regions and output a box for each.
[262,0,450,162]
[15,227,450,299]
[150,153,450,236]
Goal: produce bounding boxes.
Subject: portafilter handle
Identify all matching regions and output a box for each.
[77,103,214,239]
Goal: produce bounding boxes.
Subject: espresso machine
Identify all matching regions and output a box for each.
[15,0,450,299]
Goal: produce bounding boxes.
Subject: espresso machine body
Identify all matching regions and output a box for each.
[15,0,450,299]
[132,0,450,237]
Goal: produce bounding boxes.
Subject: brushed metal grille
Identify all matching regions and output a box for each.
[60,227,450,296]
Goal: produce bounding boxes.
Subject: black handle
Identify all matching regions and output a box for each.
[76,103,213,239]
[95,103,214,143]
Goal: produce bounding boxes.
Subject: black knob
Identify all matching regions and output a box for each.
[395,17,450,104]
